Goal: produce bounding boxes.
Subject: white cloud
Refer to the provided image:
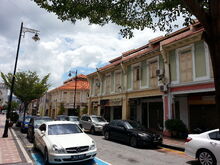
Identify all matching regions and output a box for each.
[0,0,167,89]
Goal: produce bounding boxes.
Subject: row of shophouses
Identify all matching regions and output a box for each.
[30,22,218,133]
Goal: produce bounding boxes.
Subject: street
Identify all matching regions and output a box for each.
[13,127,200,165]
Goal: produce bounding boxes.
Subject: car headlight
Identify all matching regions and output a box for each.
[89,141,96,150]
[94,123,102,127]
[138,133,147,136]
[52,144,65,154]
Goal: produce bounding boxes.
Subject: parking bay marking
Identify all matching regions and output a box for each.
[31,153,111,165]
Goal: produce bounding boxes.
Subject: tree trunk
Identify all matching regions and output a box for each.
[205,28,220,130]
[22,102,28,125]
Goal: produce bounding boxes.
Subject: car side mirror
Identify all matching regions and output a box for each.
[41,130,46,137]
[88,119,91,122]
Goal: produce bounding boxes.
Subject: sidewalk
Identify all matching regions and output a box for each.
[0,115,33,165]
[162,136,185,151]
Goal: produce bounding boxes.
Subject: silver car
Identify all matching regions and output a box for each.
[80,115,108,134]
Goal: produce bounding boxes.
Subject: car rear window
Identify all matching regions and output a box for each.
[48,124,82,135]
[209,131,220,140]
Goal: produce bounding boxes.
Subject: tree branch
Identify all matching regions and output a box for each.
[182,0,210,30]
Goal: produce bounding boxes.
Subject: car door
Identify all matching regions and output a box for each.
[107,121,117,140]
[81,116,89,130]
[115,121,129,143]
[208,131,220,161]
[36,124,47,152]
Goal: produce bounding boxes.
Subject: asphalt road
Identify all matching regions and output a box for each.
[13,127,200,165]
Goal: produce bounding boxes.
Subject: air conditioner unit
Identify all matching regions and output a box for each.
[156,69,164,76]
[159,85,167,92]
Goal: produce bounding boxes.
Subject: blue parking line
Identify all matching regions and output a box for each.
[94,157,110,165]
[31,153,111,165]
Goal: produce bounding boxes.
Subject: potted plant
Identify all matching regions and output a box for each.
[165,119,188,138]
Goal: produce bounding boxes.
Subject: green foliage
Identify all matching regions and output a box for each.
[4,101,20,111]
[58,102,65,115]
[82,107,88,114]
[33,0,200,38]
[1,71,50,104]
[165,119,188,138]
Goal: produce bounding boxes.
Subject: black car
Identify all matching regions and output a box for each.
[103,120,163,148]
[20,115,32,133]
[27,116,52,142]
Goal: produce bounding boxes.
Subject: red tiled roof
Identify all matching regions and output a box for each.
[49,74,89,93]
[58,80,89,90]
[87,22,203,77]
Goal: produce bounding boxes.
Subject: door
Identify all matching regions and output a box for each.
[208,131,220,160]
[141,102,148,129]
[149,102,163,131]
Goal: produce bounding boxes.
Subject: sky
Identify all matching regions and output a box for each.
[0,0,170,89]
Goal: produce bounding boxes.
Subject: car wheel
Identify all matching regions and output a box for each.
[90,127,95,135]
[104,131,110,140]
[44,148,50,165]
[198,150,216,165]
[130,136,137,148]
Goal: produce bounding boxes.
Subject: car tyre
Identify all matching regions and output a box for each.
[90,127,95,135]
[198,150,216,165]
[130,136,138,148]
[33,139,37,150]
[104,131,110,140]
[44,148,50,165]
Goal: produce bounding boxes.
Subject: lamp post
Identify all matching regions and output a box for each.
[68,70,78,116]
[2,22,40,138]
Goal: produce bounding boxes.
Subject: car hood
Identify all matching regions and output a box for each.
[96,122,108,126]
[47,133,93,148]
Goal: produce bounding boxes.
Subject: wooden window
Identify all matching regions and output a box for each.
[149,61,158,88]
[179,49,193,82]
[133,66,140,90]
[115,72,121,92]
[105,75,111,94]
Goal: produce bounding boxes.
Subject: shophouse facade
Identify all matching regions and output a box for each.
[38,74,89,119]
[161,23,216,132]
[87,22,216,133]
[87,41,165,132]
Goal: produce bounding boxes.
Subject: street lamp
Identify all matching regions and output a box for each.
[68,70,78,116]
[2,22,40,138]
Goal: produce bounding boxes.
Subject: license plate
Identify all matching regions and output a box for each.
[71,154,86,160]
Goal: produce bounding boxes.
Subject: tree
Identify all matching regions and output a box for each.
[4,101,20,112]
[1,71,50,120]
[58,102,66,115]
[33,0,220,128]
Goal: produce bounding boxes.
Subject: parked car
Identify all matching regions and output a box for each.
[34,121,97,164]
[80,115,108,134]
[1,110,7,115]
[55,115,68,121]
[103,120,163,148]
[185,129,220,165]
[20,115,32,133]
[16,113,25,127]
[27,116,53,142]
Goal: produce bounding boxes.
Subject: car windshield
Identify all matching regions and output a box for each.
[48,124,82,135]
[69,116,79,122]
[125,121,143,130]
[91,116,106,122]
[34,118,52,128]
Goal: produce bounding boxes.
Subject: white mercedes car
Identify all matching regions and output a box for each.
[34,121,97,164]
[185,129,220,165]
